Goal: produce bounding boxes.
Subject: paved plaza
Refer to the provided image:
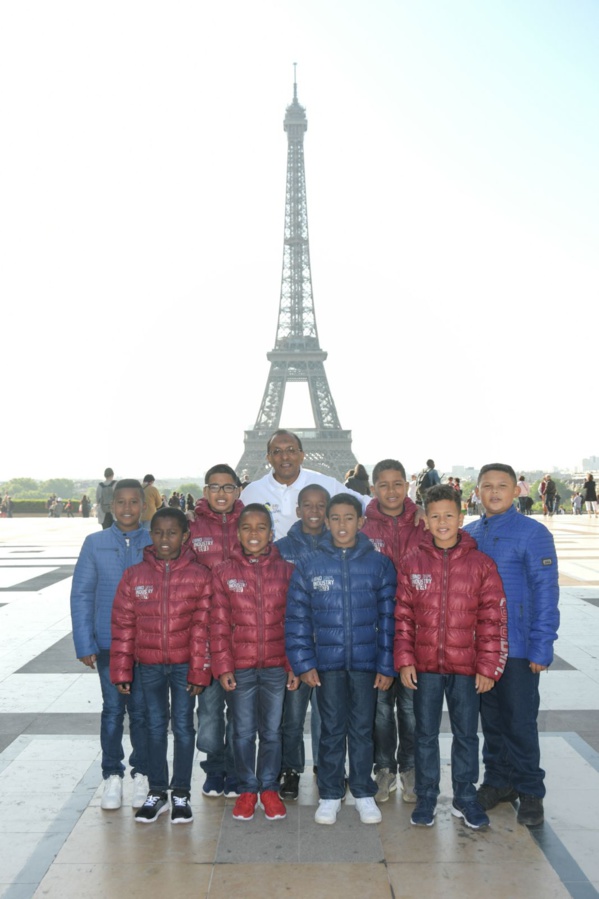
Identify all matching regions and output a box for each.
[0,515,598,898]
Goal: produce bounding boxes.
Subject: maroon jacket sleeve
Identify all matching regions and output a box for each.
[110,570,136,684]
[393,564,417,670]
[188,567,213,686]
[209,566,235,678]
[475,558,508,681]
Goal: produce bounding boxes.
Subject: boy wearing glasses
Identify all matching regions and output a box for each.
[189,464,243,799]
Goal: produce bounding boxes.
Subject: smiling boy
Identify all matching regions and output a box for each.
[465,464,559,827]
[275,485,330,799]
[189,464,243,799]
[70,479,152,811]
[110,508,212,824]
[395,484,507,830]
[362,460,426,804]
[286,494,397,826]
[210,504,298,822]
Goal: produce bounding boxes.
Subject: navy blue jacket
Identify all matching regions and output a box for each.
[285,531,397,677]
[465,505,559,665]
[70,523,152,657]
[275,520,326,565]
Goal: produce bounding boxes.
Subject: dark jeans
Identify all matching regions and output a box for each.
[480,657,545,797]
[413,672,479,803]
[228,666,287,793]
[281,680,321,771]
[317,670,378,800]
[96,650,147,779]
[196,678,235,776]
[138,663,196,793]
[373,679,415,774]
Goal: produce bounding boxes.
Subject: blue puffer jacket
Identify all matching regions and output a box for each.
[285,531,397,677]
[70,524,152,657]
[275,520,326,565]
[465,505,559,665]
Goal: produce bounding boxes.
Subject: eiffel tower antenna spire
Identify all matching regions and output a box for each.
[237,75,358,481]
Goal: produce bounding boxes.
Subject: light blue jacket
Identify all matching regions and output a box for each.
[465,505,559,665]
[70,523,152,657]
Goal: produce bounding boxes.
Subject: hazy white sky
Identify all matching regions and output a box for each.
[1,0,597,481]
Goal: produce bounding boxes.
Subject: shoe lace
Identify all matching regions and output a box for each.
[144,793,162,808]
[172,795,188,808]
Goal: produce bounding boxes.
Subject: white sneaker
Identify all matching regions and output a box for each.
[132,774,149,809]
[314,798,341,825]
[374,768,397,802]
[355,796,382,824]
[101,774,123,810]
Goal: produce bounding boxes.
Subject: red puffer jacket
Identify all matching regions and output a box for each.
[394,531,507,680]
[362,497,425,569]
[110,544,212,686]
[189,498,244,570]
[210,544,293,676]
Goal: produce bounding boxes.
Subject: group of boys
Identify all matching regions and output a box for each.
[70,430,559,832]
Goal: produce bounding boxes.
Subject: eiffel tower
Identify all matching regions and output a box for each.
[237,74,358,482]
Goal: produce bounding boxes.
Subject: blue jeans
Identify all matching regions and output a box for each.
[96,650,147,779]
[228,666,287,793]
[317,670,378,800]
[480,657,545,797]
[413,672,479,803]
[374,679,415,774]
[196,679,235,776]
[138,663,196,793]
[281,680,321,771]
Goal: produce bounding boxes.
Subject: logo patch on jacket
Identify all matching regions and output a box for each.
[193,537,214,553]
[135,585,154,599]
[227,578,247,592]
[312,575,334,591]
[410,574,432,591]
[542,558,553,566]
[369,538,385,553]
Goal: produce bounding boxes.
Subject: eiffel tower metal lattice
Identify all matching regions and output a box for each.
[237,76,358,482]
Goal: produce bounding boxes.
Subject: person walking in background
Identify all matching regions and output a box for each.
[517,475,531,514]
[141,475,162,530]
[582,473,598,518]
[96,468,117,529]
[345,463,371,496]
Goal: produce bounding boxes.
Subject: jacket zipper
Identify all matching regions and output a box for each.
[162,561,170,660]
[342,550,351,669]
[255,561,264,669]
[439,549,449,670]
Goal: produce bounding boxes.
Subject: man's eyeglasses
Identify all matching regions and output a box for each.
[269,447,300,457]
[206,484,238,494]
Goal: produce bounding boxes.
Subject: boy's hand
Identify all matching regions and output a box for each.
[116,682,130,695]
[475,674,494,694]
[400,666,418,689]
[219,672,237,691]
[414,507,426,527]
[300,668,321,687]
[286,673,300,691]
[79,654,97,670]
[529,662,547,674]
[374,674,394,691]
[187,684,204,696]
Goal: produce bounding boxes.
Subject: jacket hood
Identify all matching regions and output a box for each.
[228,542,283,567]
[364,495,419,525]
[142,542,198,572]
[319,530,374,559]
[193,496,244,522]
[110,523,149,545]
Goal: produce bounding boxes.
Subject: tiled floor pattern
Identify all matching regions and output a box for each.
[0,517,598,898]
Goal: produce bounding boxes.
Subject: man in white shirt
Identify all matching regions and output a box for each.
[240,430,368,539]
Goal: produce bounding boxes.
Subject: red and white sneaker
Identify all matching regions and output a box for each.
[260,790,287,820]
[232,792,257,821]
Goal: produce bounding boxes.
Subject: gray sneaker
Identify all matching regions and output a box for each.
[374,768,397,803]
[400,768,417,803]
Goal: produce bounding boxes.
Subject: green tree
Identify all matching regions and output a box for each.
[41,478,76,498]
[179,482,202,497]
[2,477,40,497]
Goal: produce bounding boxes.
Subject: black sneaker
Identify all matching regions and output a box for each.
[452,798,490,830]
[279,769,300,800]
[476,783,518,810]
[517,794,544,827]
[135,791,169,824]
[171,790,193,824]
